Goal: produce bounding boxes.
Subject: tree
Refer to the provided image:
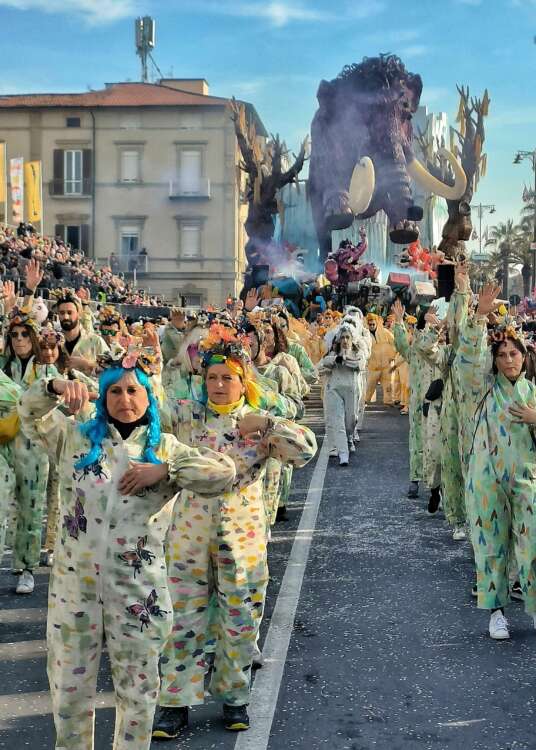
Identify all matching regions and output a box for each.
[484,219,521,299]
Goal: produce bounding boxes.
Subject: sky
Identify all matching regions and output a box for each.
[1,0,535,253]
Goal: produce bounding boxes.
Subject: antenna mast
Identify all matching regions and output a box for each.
[135,17,156,83]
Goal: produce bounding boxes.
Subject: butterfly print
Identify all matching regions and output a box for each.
[126,589,168,631]
[119,536,156,578]
[63,499,87,539]
[75,461,108,482]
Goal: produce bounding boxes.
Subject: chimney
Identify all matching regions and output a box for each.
[159,79,209,96]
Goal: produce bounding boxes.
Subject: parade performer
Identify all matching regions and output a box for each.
[0,368,21,561]
[365,313,396,406]
[1,308,59,594]
[416,265,472,537]
[392,302,435,499]
[275,309,318,384]
[458,284,536,640]
[161,308,187,364]
[19,346,235,750]
[319,324,368,465]
[153,327,317,738]
[161,323,206,403]
[52,289,109,375]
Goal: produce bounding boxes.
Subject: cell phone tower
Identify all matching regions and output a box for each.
[135,17,156,83]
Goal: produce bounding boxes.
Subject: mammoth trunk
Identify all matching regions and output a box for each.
[373,155,413,227]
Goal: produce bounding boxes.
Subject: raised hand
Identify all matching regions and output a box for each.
[76,286,90,302]
[25,257,43,293]
[2,280,17,313]
[477,284,501,317]
[244,288,259,312]
[454,260,470,293]
[392,298,405,323]
[51,378,96,414]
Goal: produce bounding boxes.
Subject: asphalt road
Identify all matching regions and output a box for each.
[1,398,534,750]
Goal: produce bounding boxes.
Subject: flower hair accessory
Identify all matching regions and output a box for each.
[97,342,160,377]
[39,324,63,345]
[50,288,82,311]
[487,315,523,346]
[8,307,40,335]
[98,305,122,326]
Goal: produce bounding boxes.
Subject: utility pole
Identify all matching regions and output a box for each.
[513,149,536,293]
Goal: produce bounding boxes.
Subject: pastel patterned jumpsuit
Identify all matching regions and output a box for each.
[159,399,317,708]
[458,318,536,612]
[19,379,235,750]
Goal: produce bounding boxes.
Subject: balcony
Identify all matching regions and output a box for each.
[103,254,149,275]
[169,177,211,199]
[48,178,92,197]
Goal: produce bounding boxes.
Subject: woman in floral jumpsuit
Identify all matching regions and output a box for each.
[153,335,317,738]
[19,350,235,750]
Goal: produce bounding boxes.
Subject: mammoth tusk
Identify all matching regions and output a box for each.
[407,147,467,201]
[348,157,375,215]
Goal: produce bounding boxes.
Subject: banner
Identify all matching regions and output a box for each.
[10,157,23,225]
[0,143,6,219]
[24,160,42,225]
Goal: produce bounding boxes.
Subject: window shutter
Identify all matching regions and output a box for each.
[54,224,65,240]
[80,224,89,253]
[82,150,92,194]
[121,150,139,182]
[52,150,64,195]
[181,150,201,194]
[181,222,201,258]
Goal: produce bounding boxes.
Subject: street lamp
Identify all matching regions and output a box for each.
[473,203,496,255]
[513,148,536,293]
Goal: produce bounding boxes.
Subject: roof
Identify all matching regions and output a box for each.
[0,81,268,137]
[0,81,229,108]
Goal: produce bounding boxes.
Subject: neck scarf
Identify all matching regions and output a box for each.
[207,396,245,415]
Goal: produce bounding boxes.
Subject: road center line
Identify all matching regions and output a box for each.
[235,438,329,750]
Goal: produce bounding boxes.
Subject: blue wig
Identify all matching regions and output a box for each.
[74,366,162,470]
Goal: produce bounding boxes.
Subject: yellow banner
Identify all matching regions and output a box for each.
[0,143,6,208]
[24,160,42,224]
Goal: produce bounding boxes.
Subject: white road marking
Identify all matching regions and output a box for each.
[234,438,329,750]
[438,719,486,727]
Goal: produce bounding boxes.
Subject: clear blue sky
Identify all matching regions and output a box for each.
[1,0,535,249]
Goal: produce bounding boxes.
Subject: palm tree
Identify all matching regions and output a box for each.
[485,219,521,298]
[511,217,534,298]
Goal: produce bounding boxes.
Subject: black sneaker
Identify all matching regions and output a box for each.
[223,704,250,731]
[510,581,524,601]
[407,481,419,499]
[276,505,288,522]
[428,487,441,514]
[152,706,189,739]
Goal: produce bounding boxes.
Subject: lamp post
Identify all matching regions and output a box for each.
[513,149,536,294]
[474,203,496,255]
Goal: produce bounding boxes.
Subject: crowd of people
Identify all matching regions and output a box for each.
[0,222,165,305]
[1,244,536,749]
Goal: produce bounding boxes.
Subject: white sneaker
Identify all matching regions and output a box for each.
[348,437,356,453]
[16,570,35,595]
[339,451,349,466]
[452,525,467,541]
[329,448,337,457]
[489,610,510,640]
[353,431,360,442]
[532,614,536,630]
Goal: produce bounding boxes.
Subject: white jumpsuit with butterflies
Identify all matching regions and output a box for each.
[19,379,235,750]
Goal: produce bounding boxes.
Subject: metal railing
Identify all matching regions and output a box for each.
[169,177,211,199]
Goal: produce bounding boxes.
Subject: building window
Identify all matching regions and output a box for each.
[179,149,202,194]
[66,117,81,128]
[182,293,202,307]
[120,150,140,183]
[120,224,140,256]
[180,220,202,258]
[64,150,83,194]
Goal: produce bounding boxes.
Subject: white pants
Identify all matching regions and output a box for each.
[324,384,358,455]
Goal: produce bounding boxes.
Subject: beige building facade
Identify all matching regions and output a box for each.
[0,80,266,306]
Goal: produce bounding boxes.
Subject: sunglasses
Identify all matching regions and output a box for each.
[101,328,119,336]
[10,330,30,340]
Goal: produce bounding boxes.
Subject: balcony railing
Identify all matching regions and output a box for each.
[169,177,211,199]
[106,255,149,274]
[49,178,92,197]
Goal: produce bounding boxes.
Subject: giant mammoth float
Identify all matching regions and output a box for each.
[309,54,467,258]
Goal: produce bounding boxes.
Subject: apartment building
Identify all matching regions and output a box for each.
[0,79,267,306]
